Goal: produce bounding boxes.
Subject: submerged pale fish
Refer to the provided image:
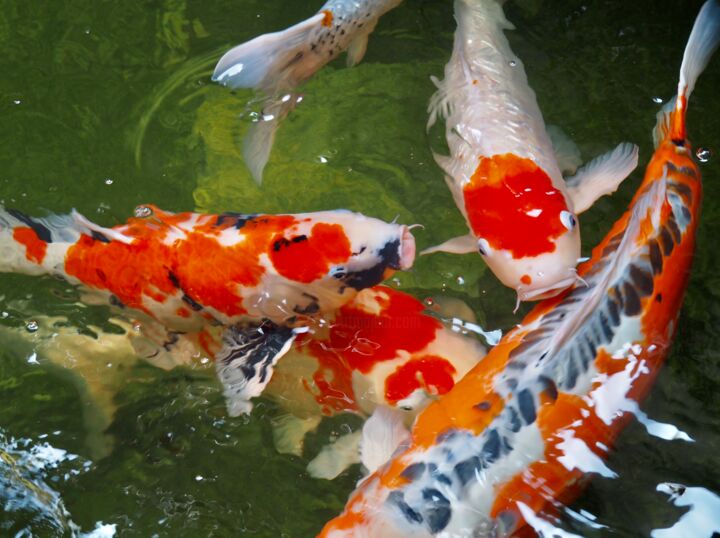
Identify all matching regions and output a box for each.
[0,203,415,415]
[212,0,403,183]
[425,0,639,303]
[320,1,717,535]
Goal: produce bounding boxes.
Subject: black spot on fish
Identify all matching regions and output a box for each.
[400,462,426,482]
[293,301,319,315]
[109,295,125,308]
[482,429,501,463]
[507,406,521,432]
[607,295,621,326]
[91,230,111,243]
[389,491,423,524]
[292,235,308,244]
[216,212,252,229]
[599,311,614,341]
[656,293,663,303]
[667,217,682,243]
[182,294,203,311]
[539,375,558,401]
[517,389,536,424]
[673,181,694,201]
[649,239,663,275]
[622,281,642,316]
[455,456,483,486]
[168,271,181,288]
[422,489,451,533]
[629,263,654,297]
[475,400,491,411]
[7,209,53,243]
[672,138,685,147]
[342,239,401,291]
[681,206,692,225]
[273,238,291,251]
[678,166,697,178]
[564,357,579,389]
[660,227,674,256]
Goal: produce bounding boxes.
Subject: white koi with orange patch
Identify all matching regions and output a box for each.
[425,0,639,303]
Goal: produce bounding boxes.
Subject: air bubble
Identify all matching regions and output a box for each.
[13,99,21,105]
[696,147,712,163]
[456,276,465,285]
[509,60,517,67]
[424,297,434,306]
[652,96,663,104]
[134,205,153,218]
[26,320,39,332]
[104,178,113,185]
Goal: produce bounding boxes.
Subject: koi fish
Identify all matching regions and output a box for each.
[0,203,415,416]
[264,286,488,479]
[320,1,718,535]
[212,0,403,183]
[425,0,639,303]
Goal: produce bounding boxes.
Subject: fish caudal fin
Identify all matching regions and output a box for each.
[565,142,639,214]
[671,0,720,141]
[215,322,299,416]
[212,12,325,92]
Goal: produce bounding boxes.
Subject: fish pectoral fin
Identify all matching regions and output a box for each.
[565,142,639,214]
[346,32,370,67]
[307,430,362,480]
[215,322,298,416]
[272,414,322,456]
[420,234,477,256]
[547,124,583,176]
[360,406,410,475]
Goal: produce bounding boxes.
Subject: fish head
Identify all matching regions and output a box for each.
[258,211,416,320]
[463,154,581,301]
[307,210,416,289]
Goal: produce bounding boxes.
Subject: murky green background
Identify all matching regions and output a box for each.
[1,0,719,536]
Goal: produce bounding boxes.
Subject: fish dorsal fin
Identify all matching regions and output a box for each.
[565,142,639,214]
[545,173,667,356]
[420,234,477,256]
[215,322,299,416]
[359,406,410,475]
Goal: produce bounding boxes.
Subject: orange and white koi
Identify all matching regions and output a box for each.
[263,285,488,479]
[320,1,718,535]
[212,0,403,183]
[0,203,415,415]
[425,0,639,303]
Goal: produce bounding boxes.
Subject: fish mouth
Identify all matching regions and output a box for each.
[399,226,416,270]
[517,275,577,302]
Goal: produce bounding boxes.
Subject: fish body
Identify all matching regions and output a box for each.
[320,2,718,535]
[426,0,638,302]
[265,285,488,478]
[0,203,415,415]
[212,0,403,183]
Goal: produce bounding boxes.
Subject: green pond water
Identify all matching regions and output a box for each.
[1,0,719,536]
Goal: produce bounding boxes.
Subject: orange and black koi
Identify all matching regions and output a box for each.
[319,2,718,536]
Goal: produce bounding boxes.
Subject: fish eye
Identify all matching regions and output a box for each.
[560,210,577,230]
[477,238,490,256]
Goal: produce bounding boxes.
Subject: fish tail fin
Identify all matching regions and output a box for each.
[212,12,325,93]
[671,0,720,141]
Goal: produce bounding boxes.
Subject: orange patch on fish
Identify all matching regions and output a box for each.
[385,355,456,403]
[521,274,532,285]
[13,227,47,264]
[65,209,298,317]
[327,287,442,373]
[463,154,568,258]
[269,222,351,283]
[321,9,334,27]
